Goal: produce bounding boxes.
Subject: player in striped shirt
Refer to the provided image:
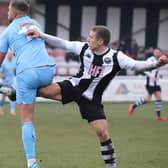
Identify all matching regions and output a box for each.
[128,48,167,121]
[25,26,168,168]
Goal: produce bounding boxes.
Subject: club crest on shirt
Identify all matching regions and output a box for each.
[104,57,111,64]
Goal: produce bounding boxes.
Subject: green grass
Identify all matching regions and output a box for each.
[0,102,168,168]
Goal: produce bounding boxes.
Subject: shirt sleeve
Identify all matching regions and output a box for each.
[117,51,159,71]
[64,41,86,55]
[40,32,85,55]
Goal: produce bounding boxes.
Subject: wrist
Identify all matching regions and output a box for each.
[39,32,46,38]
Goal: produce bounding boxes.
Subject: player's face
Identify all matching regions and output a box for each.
[87,31,103,52]
[154,49,162,59]
[8,3,17,23]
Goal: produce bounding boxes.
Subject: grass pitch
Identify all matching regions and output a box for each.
[0,102,168,168]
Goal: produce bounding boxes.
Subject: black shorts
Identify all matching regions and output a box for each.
[145,85,161,95]
[57,80,106,122]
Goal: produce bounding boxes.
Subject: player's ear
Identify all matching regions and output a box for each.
[98,38,104,46]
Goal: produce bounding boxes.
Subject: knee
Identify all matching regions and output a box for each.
[96,128,109,140]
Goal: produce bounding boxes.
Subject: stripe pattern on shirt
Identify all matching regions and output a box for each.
[69,43,121,101]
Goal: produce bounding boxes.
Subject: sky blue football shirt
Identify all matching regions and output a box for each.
[0,16,55,74]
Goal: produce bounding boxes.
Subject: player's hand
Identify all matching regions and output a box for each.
[158,55,168,66]
[25,29,41,38]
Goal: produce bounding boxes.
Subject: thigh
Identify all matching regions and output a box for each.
[16,67,54,104]
[16,69,39,104]
[38,83,62,101]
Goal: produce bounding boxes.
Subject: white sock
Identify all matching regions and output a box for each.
[28,158,36,167]
[106,163,117,168]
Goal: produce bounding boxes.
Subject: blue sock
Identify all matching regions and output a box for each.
[22,122,36,159]
[10,101,16,113]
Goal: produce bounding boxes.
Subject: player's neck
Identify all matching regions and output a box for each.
[15,14,27,20]
[93,46,108,55]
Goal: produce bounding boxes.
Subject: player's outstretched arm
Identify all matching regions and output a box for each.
[118,51,168,72]
[26,29,67,49]
[135,55,168,72]
[137,55,168,71]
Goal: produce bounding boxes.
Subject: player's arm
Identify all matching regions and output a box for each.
[26,29,66,48]
[117,51,168,72]
[135,56,168,71]
[26,29,84,55]
[0,52,6,66]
